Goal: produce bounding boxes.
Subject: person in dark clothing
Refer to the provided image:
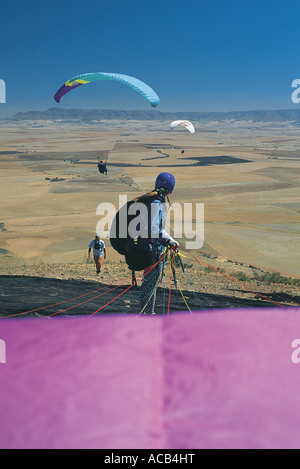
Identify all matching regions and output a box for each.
[133,172,179,314]
[98,160,107,175]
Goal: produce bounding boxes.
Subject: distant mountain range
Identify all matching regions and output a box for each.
[7,107,300,122]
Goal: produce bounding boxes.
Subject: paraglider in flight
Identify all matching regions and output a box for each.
[54,72,160,107]
[170,120,195,134]
[98,159,107,175]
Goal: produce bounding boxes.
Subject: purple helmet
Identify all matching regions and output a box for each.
[155,172,176,194]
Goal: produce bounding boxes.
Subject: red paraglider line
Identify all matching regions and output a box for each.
[180,246,288,309]
[181,248,300,306]
[163,216,299,280]
[44,284,129,318]
[43,252,170,318]
[88,251,170,317]
[194,249,300,280]
[87,284,136,317]
[194,252,299,306]
[1,250,168,320]
[0,269,140,319]
[167,249,176,316]
[0,285,109,319]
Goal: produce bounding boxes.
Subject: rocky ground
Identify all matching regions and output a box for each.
[0,253,299,318]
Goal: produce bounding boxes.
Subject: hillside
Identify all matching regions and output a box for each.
[0,252,298,318]
[7,107,300,122]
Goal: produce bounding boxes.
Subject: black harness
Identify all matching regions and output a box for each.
[94,241,101,250]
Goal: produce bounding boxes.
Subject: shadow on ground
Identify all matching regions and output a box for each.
[0,275,290,318]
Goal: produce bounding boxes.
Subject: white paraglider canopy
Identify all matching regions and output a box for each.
[170,120,195,134]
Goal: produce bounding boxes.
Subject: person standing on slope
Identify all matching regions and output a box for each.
[127,172,179,314]
[88,234,106,275]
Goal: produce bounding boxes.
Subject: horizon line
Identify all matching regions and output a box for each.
[2,106,300,121]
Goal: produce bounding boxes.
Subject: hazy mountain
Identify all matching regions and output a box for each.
[8,107,300,122]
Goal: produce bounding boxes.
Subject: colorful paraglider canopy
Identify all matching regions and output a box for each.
[54,72,160,107]
[170,120,195,134]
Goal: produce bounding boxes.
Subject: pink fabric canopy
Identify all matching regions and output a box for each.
[0,307,300,449]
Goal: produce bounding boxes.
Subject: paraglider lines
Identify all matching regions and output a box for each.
[0,267,145,319]
[195,248,300,279]
[87,283,136,318]
[167,249,176,316]
[44,283,132,318]
[88,251,169,317]
[189,249,300,307]
[3,245,294,317]
[179,246,289,309]
[176,254,216,310]
[0,284,110,319]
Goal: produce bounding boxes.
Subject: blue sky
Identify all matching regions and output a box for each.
[1,0,300,117]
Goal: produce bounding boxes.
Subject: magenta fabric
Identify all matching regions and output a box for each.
[0,308,300,449]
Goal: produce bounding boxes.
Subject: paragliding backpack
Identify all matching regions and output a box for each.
[109,198,159,272]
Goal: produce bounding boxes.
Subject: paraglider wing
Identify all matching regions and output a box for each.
[54,72,160,107]
[170,120,195,134]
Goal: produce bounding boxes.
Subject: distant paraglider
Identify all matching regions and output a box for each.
[98,159,107,175]
[54,72,160,107]
[54,72,160,177]
[170,120,195,134]
[170,120,195,155]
